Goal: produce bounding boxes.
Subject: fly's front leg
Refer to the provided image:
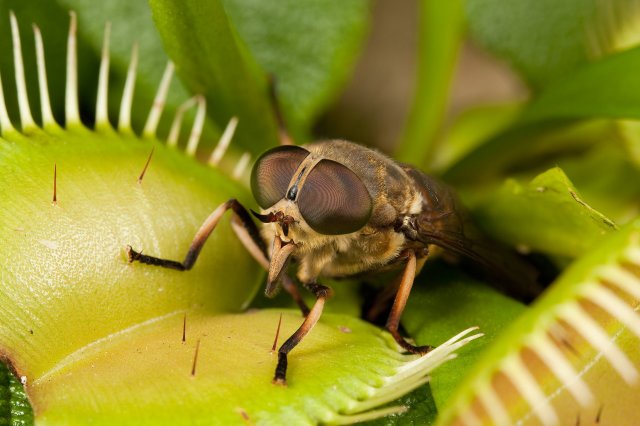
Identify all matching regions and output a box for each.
[127,198,267,271]
[126,198,311,315]
[385,249,432,354]
[273,282,332,385]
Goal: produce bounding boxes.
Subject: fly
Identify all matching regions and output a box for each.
[126,99,540,386]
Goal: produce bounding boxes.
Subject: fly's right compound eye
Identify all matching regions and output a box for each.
[298,159,372,235]
[251,145,310,209]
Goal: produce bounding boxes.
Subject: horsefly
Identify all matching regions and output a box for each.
[127,103,540,386]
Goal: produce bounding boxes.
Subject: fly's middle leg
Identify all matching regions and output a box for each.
[385,249,432,355]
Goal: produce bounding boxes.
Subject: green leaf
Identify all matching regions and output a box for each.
[395,0,465,166]
[444,46,640,182]
[519,46,640,124]
[148,0,280,155]
[465,0,597,88]
[222,0,371,142]
[402,263,526,410]
[473,168,617,258]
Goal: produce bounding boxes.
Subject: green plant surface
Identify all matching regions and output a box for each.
[559,145,640,223]
[56,0,218,142]
[0,4,97,125]
[520,46,640,124]
[473,167,617,258]
[27,309,458,425]
[442,119,615,184]
[0,1,222,147]
[444,45,640,182]
[362,385,438,426]
[402,264,526,409]
[148,0,371,152]
[617,119,640,166]
[0,126,262,380]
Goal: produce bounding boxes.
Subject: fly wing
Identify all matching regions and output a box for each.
[403,166,543,301]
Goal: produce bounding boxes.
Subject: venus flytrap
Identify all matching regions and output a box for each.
[4,2,640,424]
[0,11,481,425]
[0,11,262,378]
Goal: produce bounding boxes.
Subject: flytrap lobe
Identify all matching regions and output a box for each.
[438,220,640,426]
[0,11,483,425]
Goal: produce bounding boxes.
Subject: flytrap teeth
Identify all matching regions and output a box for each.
[2,12,245,180]
[142,62,174,138]
[10,11,36,131]
[445,232,640,426]
[117,41,138,133]
[65,11,80,127]
[95,21,111,130]
[327,327,483,425]
[208,116,238,166]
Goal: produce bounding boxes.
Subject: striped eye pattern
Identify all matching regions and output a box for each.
[298,159,372,235]
[251,146,310,208]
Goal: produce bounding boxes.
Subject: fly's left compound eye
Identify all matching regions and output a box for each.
[298,159,372,235]
[251,145,310,208]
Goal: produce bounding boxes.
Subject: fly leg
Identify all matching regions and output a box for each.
[366,252,428,323]
[126,199,267,271]
[273,282,331,385]
[385,249,432,354]
[126,198,311,315]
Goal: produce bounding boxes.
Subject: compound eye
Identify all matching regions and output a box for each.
[251,146,310,208]
[298,159,372,235]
